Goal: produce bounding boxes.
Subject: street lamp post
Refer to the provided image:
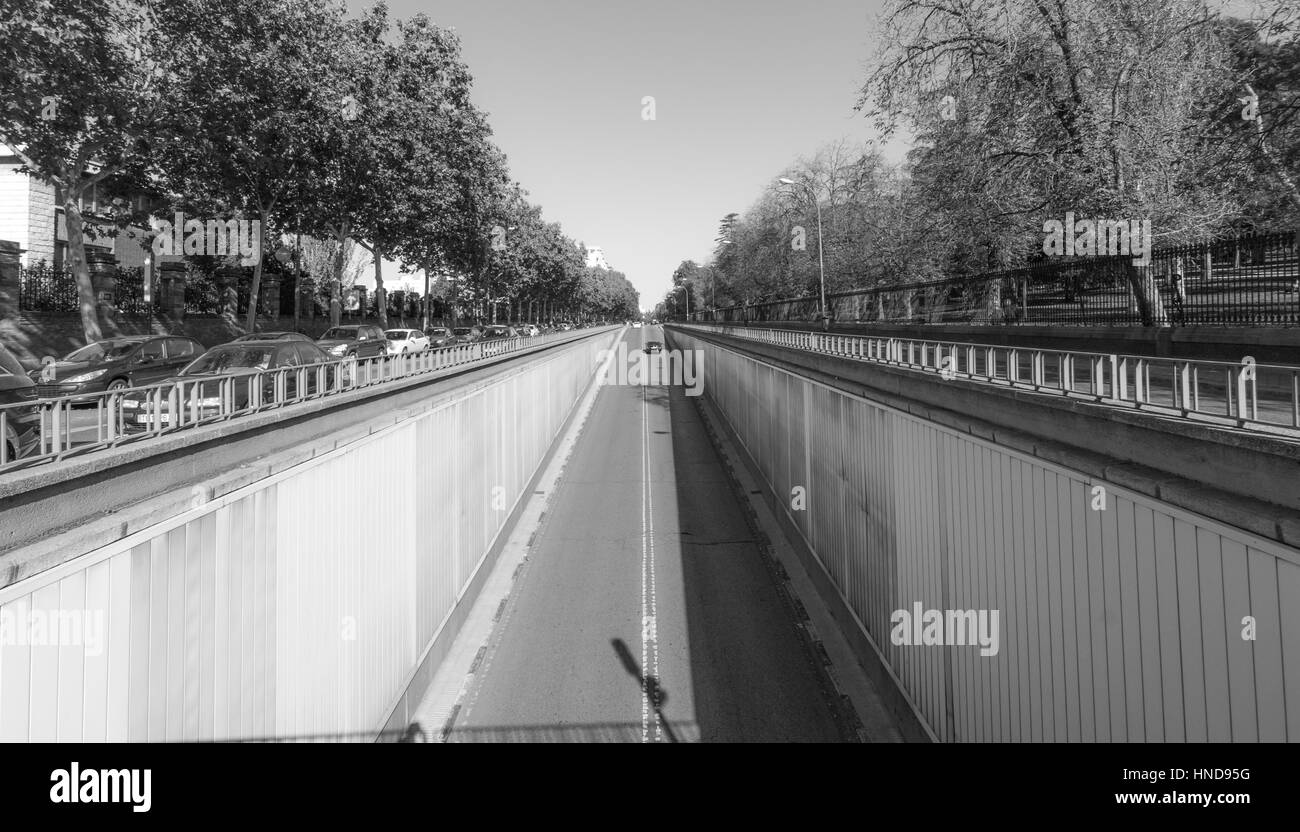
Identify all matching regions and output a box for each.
[778,177,828,330]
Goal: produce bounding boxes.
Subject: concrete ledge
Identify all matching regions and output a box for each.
[731,320,1300,364]
[672,325,1300,550]
[0,330,613,571]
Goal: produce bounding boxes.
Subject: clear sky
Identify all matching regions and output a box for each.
[359,0,894,310]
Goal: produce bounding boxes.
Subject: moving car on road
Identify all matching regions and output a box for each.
[32,335,205,397]
[316,325,388,359]
[383,329,431,354]
[644,340,664,354]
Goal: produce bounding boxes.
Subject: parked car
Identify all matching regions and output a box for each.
[424,326,455,348]
[518,324,540,337]
[451,326,484,344]
[479,325,513,341]
[383,328,431,354]
[31,335,205,398]
[0,344,41,462]
[232,331,312,343]
[513,326,534,338]
[123,340,340,429]
[316,324,388,359]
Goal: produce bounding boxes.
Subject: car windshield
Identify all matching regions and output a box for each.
[428,328,449,336]
[453,328,472,335]
[64,340,140,362]
[321,328,358,340]
[384,330,407,339]
[182,347,276,374]
[0,349,24,377]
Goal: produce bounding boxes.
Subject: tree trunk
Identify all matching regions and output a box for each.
[63,195,103,344]
[244,205,271,333]
[1124,263,1167,326]
[374,251,387,329]
[330,223,350,327]
[245,257,263,334]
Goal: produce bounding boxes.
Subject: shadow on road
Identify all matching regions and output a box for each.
[611,637,679,743]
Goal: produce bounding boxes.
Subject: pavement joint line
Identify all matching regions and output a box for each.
[469,645,488,675]
[439,704,460,743]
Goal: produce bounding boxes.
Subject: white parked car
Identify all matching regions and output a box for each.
[383,328,431,354]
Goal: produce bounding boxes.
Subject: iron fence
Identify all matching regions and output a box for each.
[19,264,157,315]
[705,229,1300,327]
[17,265,80,312]
[0,325,616,471]
[184,270,221,315]
[111,266,152,315]
[676,323,1300,437]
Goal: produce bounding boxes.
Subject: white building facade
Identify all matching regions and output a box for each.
[0,144,146,269]
[585,246,610,271]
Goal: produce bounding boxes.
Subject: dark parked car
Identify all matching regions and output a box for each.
[424,326,455,348]
[0,344,41,462]
[316,324,388,359]
[124,340,339,429]
[232,331,312,343]
[644,340,664,354]
[451,326,484,344]
[32,335,205,398]
[480,325,514,340]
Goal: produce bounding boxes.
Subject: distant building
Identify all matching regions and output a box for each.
[0,143,150,269]
[585,246,610,271]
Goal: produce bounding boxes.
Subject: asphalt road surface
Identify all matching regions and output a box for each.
[446,326,857,742]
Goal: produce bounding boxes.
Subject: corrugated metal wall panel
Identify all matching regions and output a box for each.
[675,331,1300,742]
[0,338,608,741]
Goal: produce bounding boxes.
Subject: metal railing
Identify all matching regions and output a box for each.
[675,323,1300,437]
[700,229,1300,328]
[0,328,607,472]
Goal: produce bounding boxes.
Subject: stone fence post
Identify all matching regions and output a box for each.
[87,249,119,328]
[159,258,187,321]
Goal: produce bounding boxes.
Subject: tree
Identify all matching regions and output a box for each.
[853,0,1274,323]
[390,15,509,328]
[0,0,188,342]
[156,0,344,333]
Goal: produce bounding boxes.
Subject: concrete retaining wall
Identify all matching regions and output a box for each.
[0,330,616,741]
[672,326,1300,742]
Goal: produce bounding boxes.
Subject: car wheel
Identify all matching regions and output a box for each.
[107,378,129,392]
